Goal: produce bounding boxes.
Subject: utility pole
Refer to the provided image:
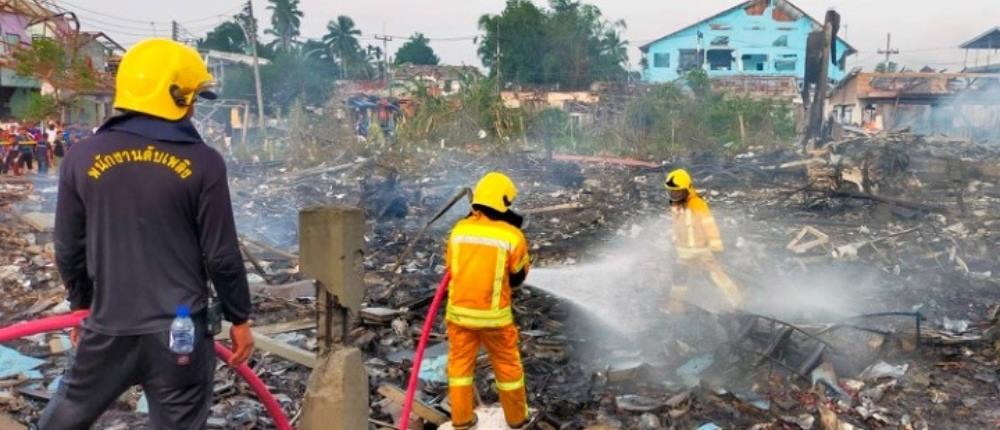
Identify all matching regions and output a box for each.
[374,34,392,96]
[242,0,266,133]
[801,10,838,149]
[877,33,899,71]
[171,20,179,41]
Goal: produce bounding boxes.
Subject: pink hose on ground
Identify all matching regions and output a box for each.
[0,311,293,430]
[213,342,293,430]
[399,272,451,430]
[0,310,89,342]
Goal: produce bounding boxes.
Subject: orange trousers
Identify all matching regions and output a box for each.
[447,322,528,427]
[667,253,742,311]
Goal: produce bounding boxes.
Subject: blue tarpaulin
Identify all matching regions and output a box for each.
[676,353,715,387]
[418,354,448,384]
[0,345,44,379]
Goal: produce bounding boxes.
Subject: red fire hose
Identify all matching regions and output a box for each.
[0,311,293,430]
[399,272,451,430]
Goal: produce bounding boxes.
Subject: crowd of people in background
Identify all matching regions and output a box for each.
[0,121,92,176]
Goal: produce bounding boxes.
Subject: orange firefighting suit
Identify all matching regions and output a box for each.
[445,211,530,428]
[668,190,742,309]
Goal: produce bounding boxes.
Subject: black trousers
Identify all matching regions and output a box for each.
[38,324,215,430]
[19,148,33,171]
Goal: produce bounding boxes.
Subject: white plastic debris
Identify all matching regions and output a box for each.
[943,317,970,334]
[860,361,909,381]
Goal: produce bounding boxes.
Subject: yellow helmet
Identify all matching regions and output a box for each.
[664,168,692,191]
[113,38,216,121]
[472,172,518,213]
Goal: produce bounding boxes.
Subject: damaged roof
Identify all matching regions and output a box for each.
[392,63,481,82]
[836,71,1000,100]
[960,27,1000,50]
[638,0,856,55]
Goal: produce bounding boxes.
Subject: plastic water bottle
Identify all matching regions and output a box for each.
[169,305,195,354]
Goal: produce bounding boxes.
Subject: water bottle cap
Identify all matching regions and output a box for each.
[176,305,190,318]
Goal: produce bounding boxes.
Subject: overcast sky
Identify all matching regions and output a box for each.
[74,0,1000,72]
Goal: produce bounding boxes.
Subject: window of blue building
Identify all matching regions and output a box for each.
[774,54,798,72]
[653,53,670,68]
[773,35,789,47]
[707,50,734,71]
[742,54,768,72]
[678,49,704,72]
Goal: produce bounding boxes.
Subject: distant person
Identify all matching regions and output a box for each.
[663,169,742,313]
[46,122,58,145]
[17,128,35,173]
[445,172,531,429]
[52,128,65,169]
[61,127,73,153]
[36,128,50,175]
[42,38,254,430]
[0,135,16,175]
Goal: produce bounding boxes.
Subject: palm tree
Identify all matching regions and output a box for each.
[322,15,362,79]
[265,0,303,53]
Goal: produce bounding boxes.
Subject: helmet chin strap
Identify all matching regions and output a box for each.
[169,84,192,108]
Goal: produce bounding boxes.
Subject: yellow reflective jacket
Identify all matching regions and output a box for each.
[445,212,530,328]
[670,191,724,258]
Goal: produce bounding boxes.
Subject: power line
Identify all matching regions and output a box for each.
[69,11,169,33]
[77,23,159,38]
[53,7,224,36]
[52,0,241,26]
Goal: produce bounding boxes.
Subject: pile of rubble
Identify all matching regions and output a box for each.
[1,130,999,429]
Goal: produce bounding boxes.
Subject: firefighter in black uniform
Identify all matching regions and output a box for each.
[42,38,254,430]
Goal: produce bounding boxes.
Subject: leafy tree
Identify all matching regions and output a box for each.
[323,15,364,78]
[199,21,248,53]
[14,93,59,122]
[299,38,336,68]
[266,0,304,53]
[394,33,439,65]
[478,1,547,85]
[199,5,271,56]
[220,42,336,108]
[875,61,898,73]
[478,0,628,89]
[10,36,105,121]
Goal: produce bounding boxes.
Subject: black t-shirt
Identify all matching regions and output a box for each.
[55,114,251,335]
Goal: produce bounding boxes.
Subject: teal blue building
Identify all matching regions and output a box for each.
[640,0,855,83]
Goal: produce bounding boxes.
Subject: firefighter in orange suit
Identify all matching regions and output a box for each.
[665,168,742,312]
[446,172,531,430]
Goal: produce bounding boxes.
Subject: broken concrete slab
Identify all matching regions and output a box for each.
[300,347,369,430]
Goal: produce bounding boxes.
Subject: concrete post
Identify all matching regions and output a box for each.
[299,347,369,430]
[299,207,369,430]
[299,207,365,353]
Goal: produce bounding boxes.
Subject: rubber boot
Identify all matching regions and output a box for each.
[453,413,478,430]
